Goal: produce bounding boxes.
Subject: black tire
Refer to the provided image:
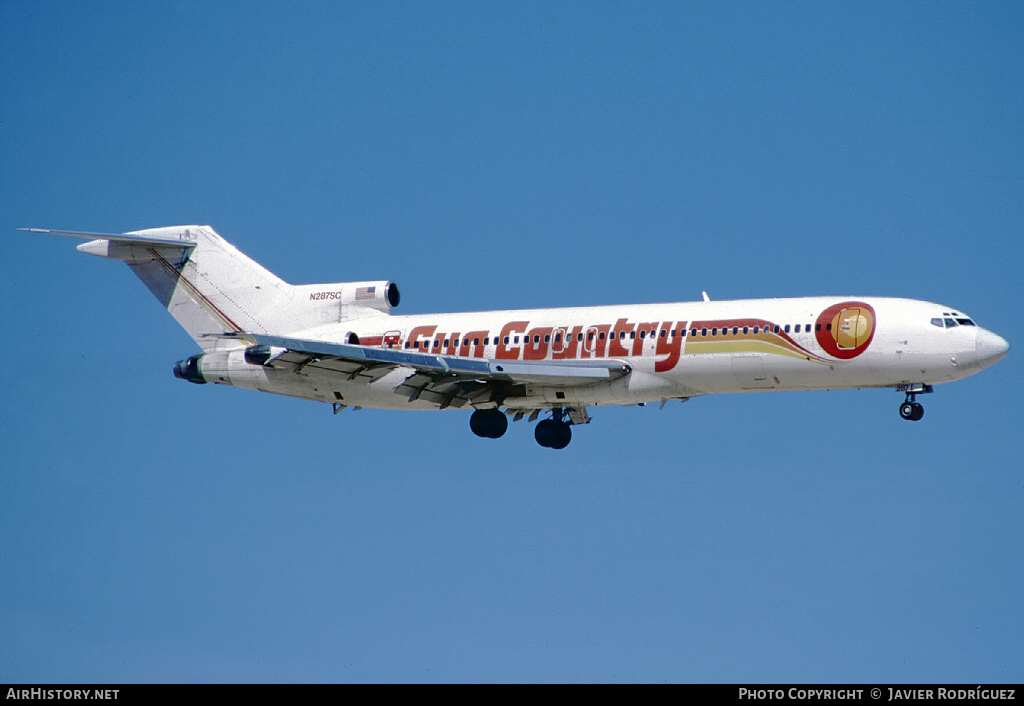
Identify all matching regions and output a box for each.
[471,409,508,438]
[911,403,924,421]
[549,421,572,449]
[535,419,555,447]
[486,409,508,438]
[470,409,490,437]
[899,402,916,420]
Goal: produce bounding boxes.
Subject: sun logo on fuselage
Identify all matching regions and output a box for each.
[815,301,876,359]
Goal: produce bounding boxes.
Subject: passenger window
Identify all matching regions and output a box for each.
[784,325,790,333]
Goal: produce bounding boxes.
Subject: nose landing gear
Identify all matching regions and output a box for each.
[898,384,932,421]
[899,401,924,421]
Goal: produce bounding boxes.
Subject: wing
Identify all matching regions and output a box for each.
[245,333,631,409]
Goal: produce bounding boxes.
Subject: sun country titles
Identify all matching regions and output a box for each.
[375,302,879,372]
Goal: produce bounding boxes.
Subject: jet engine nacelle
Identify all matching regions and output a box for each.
[174,349,255,388]
[294,280,400,314]
[173,354,206,384]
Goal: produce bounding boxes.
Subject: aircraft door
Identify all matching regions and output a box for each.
[731,355,774,389]
[581,326,599,358]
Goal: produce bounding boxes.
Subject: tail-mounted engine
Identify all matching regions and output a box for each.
[294,280,400,315]
[173,354,207,384]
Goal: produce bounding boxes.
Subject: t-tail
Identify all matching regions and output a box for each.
[19,226,401,351]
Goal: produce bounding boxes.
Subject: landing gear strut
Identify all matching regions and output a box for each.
[470,408,508,438]
[898,384,932,421]
[535,409,572,449]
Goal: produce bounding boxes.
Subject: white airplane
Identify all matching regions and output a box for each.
[23,225,1009,449]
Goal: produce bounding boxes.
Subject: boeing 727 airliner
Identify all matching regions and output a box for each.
[23,225,1009,448]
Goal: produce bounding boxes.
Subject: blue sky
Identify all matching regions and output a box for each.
[2,1,1021,683]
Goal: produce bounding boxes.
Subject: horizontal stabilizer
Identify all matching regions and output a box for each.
[19,227,198,249]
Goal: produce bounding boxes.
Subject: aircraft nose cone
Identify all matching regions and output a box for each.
[975,329,1010,368]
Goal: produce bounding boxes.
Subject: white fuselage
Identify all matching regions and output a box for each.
[28,226,1008,435]
[209,295,1007,410]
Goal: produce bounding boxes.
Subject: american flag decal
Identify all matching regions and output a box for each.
[355,286,376,300]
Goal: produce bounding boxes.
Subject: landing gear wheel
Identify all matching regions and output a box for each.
[534,419,555,447]
[550,421,571,449]
[535,419,572,449]
[899,384,932,422]
[899,401,924,421]
[470,409,508,438]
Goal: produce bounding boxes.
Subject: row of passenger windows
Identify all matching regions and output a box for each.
[399,322,826,350]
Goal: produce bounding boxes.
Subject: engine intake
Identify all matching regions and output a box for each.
[173,355,207,384]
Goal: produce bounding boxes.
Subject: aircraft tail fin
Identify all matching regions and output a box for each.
[24,225,402,349]
[24,226,298,349]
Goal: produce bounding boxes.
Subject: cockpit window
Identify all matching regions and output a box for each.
[932,316,977,328]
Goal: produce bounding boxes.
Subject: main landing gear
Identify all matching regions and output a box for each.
[898,383,932,421]
[469,408,508,439]
[534,410,572,450]
[469,407,575,448]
